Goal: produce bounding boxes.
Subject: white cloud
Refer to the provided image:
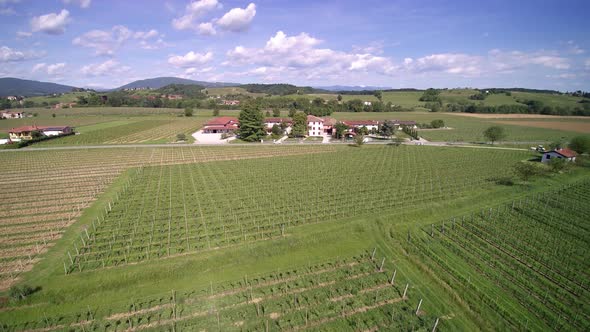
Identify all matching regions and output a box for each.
[216,3,256,32]
[73,26,164,55]
[63,0,91,8]
[0,46,42,62]
[585,58,590,69]
[31,9,70,35]
[16,31,32,38]
[487,49,570,71]
[197,22,216,36]
[32,63,46,72]
[47,62,66,75]
[168,51,213,67]
[405,53,483,76]
[81,59,130,76]
[134,29,159,40]
[0,7,15,15]
[172,0,220,30]
[566,40,584,55]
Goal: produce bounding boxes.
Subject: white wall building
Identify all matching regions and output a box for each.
[541,149,577,163]
[307,115,324,136]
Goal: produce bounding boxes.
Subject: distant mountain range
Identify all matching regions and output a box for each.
[314,85,392,92]
[115,77,239,90]
[0,77,77,97]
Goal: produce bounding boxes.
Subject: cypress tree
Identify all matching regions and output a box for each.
[237,104,266,141]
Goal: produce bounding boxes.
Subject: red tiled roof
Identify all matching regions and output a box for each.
[552,148,577,158]
[306,115,324,123]
[342,120,379,126]
[264,117,292,123]
[205,116,239,126]
[203,125,238,130]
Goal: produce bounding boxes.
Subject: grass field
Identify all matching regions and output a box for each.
[1,143,588,331]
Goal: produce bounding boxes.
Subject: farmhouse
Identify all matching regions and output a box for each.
[264,117,293,134]
[1,111,26,119]
[541,148,577,163]
[6,96,18,101]
[162,94,183,100]
[307,115,324,137]
[392,120,417,129]
[8,125,73,141]
[53,102,77,109]
[342,120,379,133]
[202,116,239,134]
[222,100,240,106]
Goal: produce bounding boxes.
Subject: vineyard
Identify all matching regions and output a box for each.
[65,146,529,272]
[2,252,439,331]
[408,180,590,331]
[34,118,206,145]
[0,145,338,290]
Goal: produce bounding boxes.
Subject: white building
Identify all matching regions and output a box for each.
[307,115,324,136]
[264,117,292,134]
[342,120,379,132]
[363,101,372,106]
[541,149,577,163]
[0,111,25,119]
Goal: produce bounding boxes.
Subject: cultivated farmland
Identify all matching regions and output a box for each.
[409,181,590,331]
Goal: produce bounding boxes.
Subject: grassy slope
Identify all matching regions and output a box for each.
[2,146,589,331]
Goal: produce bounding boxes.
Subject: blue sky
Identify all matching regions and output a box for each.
[0,0,589,90]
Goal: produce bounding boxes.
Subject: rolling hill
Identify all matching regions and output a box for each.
[116,77,238,90]
[0,77,77,97]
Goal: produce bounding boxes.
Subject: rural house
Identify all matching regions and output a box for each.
[307,115,324,137]
[342,120,379,133]
[541,148,577,163]
[264,117,293,134]
[222,100,240,106]
[1,111,26,119]
[202,116,239,134]
[9,125,73,141]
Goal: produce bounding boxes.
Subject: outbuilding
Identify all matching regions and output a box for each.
[541,148,578,163]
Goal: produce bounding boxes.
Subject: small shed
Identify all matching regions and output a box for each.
[541,148,577,163]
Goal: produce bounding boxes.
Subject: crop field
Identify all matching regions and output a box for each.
[64,146,529,272]
[408,180,590,331]
[4,252,440,331]
[330,112,582,142]
[0,145,338,290]
[492,119,590,134]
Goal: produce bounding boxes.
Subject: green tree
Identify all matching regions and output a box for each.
[483,126,506,145]
[272,109,281,117]
[237,105,266,142]
[52,113,56,118]
[176,133,186,141]
[184,108,193,117]
[380,121,395,137]
[288,109,296,117]
[291,112,307,137]
[334,122,349,139]
[354,134,365,146]
[513,162,540,182]
[337,94,342,102]
[374,90,383,101]
[430,119,445,128]
[265,110,271,117]
[419,88,441,102]
[271,124,282,137]
[568,135,590,154]
[213,108,220,116]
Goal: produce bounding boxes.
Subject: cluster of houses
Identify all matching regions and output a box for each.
[2,125,74,144]
[221,100,240,106]
[53,102,77,109]
[201,115,417,138]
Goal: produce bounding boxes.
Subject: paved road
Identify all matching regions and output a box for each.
[1,140,530,152]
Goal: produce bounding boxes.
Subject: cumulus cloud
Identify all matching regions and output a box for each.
[216,3,256,32]
[73,26,164,55]
[47,62,66,75]
[0,46,42,62]
[566,40,584,55]
[197,22,216,36]
[172,0,220,31]
[32,63,46,72]
[168,51,213,67]
[63,0,91,8]
[81,59,130,76]
[31,9,70,35]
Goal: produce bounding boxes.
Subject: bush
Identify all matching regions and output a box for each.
[568,135,590,154]
[9,285,35,301]
[176,133,186,141]
[184,108,193,117]
[430,119,445,128]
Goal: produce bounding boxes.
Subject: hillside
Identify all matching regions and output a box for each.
[0,77,77,97]
[116,77,238,90]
